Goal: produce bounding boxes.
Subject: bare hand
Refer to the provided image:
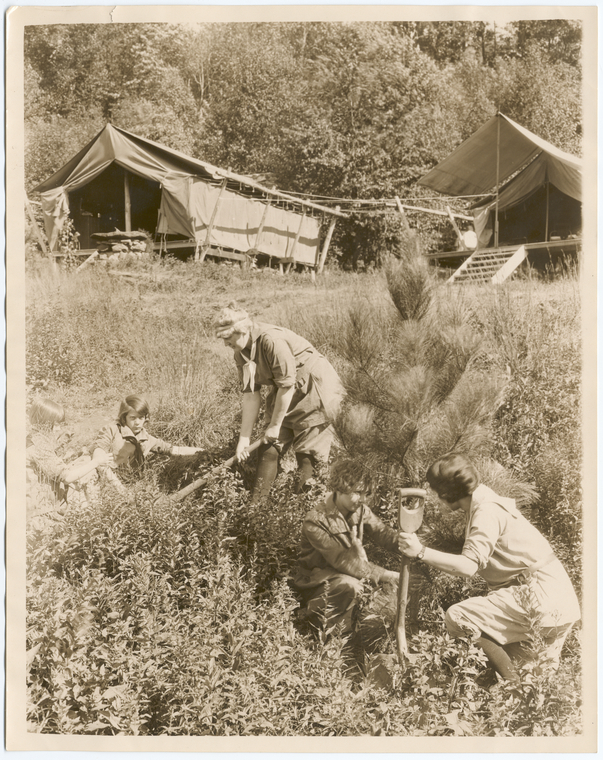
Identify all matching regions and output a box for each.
[262,425,281,444]
[92,450,115,467]
[398,531,422,558]
[236,438,251,463]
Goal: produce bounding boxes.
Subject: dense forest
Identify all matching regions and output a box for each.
[25,20,582,262]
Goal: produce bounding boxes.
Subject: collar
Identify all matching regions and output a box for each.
[118,424,149,443]
[319,493,363,527]
[470,483,520,517]
[236,322,262,364]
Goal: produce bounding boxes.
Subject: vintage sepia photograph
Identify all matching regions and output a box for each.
[6,3,597,752]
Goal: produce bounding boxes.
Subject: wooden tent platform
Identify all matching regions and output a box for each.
[425,238,581,267]
[52,241,306,274]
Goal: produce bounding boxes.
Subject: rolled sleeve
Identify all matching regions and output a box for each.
[29,446,67,481]
[260,336,296,388]
[462,506,504,570]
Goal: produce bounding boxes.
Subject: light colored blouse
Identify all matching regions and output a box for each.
[462,484,558,590]
[94,423,173,468]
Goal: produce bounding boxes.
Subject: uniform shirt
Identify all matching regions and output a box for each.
[296,493,399,585]
[462,484,558,590]
[94,422,173,468]
[234,322,322,393]
[26,430,69,514]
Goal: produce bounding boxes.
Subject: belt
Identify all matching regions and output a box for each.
[515,552,557,585]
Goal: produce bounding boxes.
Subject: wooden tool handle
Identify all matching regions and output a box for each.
[396,488,426,667]
[172,438,264,502]
[396,556,411,661]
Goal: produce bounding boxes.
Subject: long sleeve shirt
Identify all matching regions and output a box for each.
[294,494,399,587]
[94,423,173,468]
[462,484,558,590]
[459,484,580,628]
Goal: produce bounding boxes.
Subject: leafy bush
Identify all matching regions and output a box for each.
[25,261,583,736]
[478,279,582,591]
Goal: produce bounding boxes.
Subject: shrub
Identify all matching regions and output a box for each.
[25,259,583,736]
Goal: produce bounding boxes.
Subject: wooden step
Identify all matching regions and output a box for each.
[447,245,527,285]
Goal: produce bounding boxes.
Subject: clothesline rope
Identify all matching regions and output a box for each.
[278,191,490,203]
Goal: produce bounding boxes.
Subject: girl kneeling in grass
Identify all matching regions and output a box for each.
[398,453,581,683]
[27,398,114,523]
[93,394,203,492]
[294,458,401,635]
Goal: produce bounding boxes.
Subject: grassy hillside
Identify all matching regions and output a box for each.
[25,256,583,736]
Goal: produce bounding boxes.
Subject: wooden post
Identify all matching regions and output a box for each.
[446,205,464,248]
[198,177,228,262]
[124,171,131,232]
[494,113,501,248]
[75,248,101,272]
[545,179,550,242]
[392,202,472,221]
[283,211,306,274]
[25,194,48,254]
[317,206,339,274]
[251,187,275,262]
[394,196,411,233]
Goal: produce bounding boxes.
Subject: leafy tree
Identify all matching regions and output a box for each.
[24,20,583,264]
[508,20,582,66]
[494,45,582,154]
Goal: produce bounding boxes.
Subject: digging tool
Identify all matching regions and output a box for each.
[172,439,264,502]
[396,487,426,667]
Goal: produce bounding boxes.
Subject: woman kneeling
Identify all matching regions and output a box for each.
[398,453,581,682]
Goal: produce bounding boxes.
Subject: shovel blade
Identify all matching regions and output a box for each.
[398,503,425,533]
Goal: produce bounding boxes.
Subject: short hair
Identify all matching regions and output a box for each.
[214,302,253,339]
[29,398,65,427]
[117,395,150,426]
[328,458,373,495]
[426,453,479,502]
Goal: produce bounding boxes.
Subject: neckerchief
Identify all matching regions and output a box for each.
[118,424,145,469]
[241,339,257,391]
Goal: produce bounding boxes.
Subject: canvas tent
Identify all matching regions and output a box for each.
[418,113,582,248]
[33,124,344,265]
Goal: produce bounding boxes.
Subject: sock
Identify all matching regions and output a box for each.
[477,634,520,682]
[252,443,280,501]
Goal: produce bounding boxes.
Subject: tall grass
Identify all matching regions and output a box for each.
[25,259,584,736]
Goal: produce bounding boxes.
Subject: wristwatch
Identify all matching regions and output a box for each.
[416,544,426,561]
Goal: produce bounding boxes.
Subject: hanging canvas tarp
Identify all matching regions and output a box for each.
[188,182,320,265]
